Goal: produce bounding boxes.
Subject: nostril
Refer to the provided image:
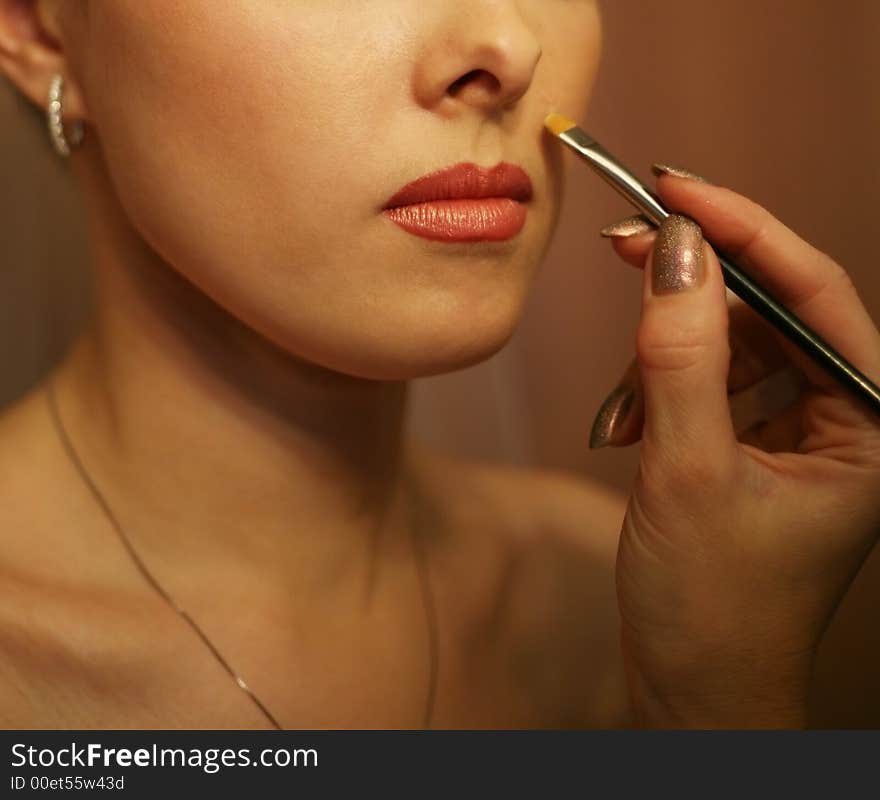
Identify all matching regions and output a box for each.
[447,69,500,97]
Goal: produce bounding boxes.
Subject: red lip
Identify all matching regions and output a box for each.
[382,162,533,243]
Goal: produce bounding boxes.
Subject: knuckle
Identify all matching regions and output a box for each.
[779,247,855,312]
[826,257,859,296]
[723,200,773,262]
[635,322,718,373]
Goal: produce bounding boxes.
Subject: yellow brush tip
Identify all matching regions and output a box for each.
[544,113,577,136]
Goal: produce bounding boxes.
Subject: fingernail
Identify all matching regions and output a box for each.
[652,163,711,184]
[600,214,655,239]
[652,214,706,295]
[589,384,636,449]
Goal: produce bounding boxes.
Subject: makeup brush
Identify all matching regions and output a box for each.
[544,113,880,418]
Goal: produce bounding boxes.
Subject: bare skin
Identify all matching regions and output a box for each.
[0,0,620,728]
[0,373,630,729]
[2,1,879,731]
[2,364,879,729]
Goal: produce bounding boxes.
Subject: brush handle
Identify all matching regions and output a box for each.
[552,124,880,416]
[716,250,880,417]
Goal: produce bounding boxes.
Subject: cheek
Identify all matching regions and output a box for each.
[533,3,602,120]
[77,3,469,379]
[82,3,401,281]
[532,3,602,217]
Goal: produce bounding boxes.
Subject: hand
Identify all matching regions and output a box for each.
[594,168,880,728]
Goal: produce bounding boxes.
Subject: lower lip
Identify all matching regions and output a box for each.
[382,198,528,242]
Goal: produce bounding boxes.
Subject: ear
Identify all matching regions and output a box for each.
[0,0,88,118]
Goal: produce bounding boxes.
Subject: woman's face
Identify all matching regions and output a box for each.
[71,1,602,379]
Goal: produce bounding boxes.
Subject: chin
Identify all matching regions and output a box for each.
[334,296,525,381]
[226,246,535,382]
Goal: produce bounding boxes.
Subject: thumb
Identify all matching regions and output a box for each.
[636,214,739,471]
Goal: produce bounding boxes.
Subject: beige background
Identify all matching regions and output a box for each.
[2,1,878,495]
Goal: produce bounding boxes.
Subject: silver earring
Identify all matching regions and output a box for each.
[47,73,85,157]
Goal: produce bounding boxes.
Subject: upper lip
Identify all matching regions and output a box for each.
[383,162,534,209]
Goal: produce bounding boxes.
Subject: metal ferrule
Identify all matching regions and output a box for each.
[557,127,669,227]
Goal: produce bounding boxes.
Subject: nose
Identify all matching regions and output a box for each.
[413,2,543,115]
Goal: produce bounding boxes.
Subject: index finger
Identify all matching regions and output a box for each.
[655,175,880,382]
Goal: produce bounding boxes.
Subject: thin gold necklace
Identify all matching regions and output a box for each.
[45,377,438,729]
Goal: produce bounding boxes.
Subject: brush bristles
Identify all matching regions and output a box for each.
[544,113,577,136]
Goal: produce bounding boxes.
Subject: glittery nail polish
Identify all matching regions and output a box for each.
[599,214,655,238]
[651,163,710,183]
[589,384,635,449]
[652,214,705,295]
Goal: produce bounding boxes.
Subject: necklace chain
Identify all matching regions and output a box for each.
[45,377,438,729]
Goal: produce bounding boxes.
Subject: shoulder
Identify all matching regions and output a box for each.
[410,443,633,727]
[409,441,628,552]
[483,462,633,728]
[463,456,628,576]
